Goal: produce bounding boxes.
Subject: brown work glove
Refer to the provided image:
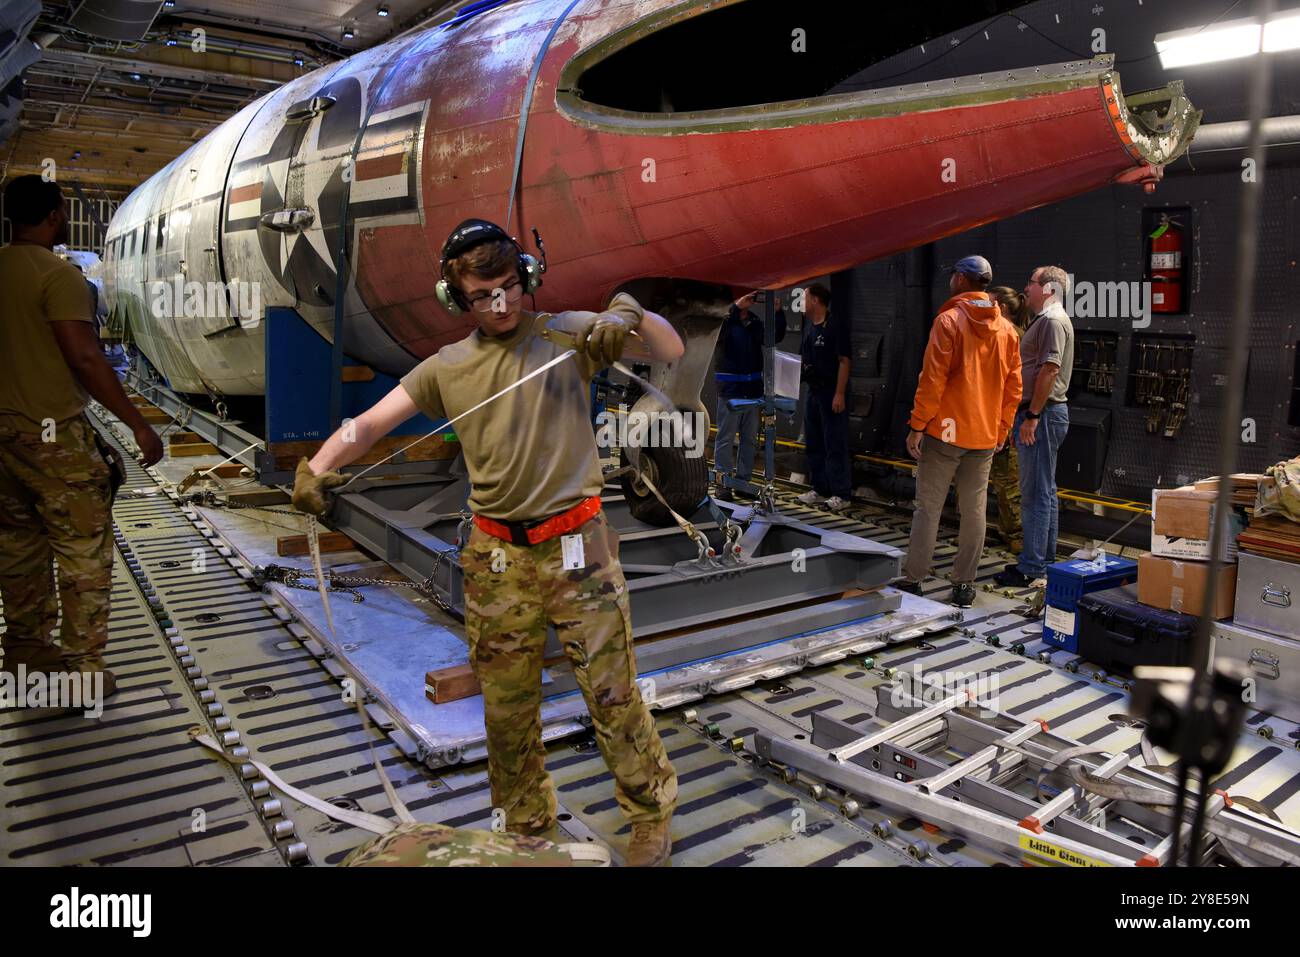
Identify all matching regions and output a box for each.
[577,292,643,367]
[291,457,348,517]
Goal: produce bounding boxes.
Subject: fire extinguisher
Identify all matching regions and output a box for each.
[1149,213,1185,313]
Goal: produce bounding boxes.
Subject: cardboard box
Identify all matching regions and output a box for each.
[1137,553,1236,619]
[1150,487,1244,561]
[1153,487,1217,538]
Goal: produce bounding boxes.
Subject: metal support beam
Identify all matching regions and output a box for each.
[328,473,904,649]
[125,371,263,471]
[39,48,284,91]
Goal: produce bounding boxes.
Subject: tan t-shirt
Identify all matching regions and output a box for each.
[400,310,606,521]
[0,243,94,432]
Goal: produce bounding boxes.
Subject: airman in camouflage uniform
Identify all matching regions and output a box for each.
[294,219,685,865]
[0,176,163,693]
[0,417,115,673]
[460,509,677,838]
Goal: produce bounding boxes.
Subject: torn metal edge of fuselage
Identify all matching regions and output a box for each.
[559,22,1200,170]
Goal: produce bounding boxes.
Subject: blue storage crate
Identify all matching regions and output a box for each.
[1042,555,1139,652]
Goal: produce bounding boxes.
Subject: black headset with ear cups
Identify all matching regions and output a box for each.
[434,218,544,315]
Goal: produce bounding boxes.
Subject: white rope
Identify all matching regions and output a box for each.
[338,348,578,489]
[306,515,416,825]
[306,516,337,638]
[195,440,261,479]
[190,728,396,835]
[611,360,674,413]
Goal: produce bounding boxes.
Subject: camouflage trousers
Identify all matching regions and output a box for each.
[460,508,677,831]
[989,442,1023,553]
[0,416,115,672]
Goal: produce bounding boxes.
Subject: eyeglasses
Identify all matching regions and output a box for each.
[465,277,524,312]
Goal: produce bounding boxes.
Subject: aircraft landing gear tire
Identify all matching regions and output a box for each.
[619,441,707,527]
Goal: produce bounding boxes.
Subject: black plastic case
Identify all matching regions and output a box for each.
[1076,584,1198,673]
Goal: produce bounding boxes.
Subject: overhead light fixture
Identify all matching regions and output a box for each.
[1264,11,1300,51]
[163,0,175,7]
[1156,9,1300,67]
[377,5,390,16]
[342,25,355,40]
[130,72,142,81]
[293,56,304,66]
[165,38,177,46]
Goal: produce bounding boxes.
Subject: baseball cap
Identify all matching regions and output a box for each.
[951,255,993,282]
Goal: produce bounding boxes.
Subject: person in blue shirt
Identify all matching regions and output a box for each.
[712,291,786,499]
[798,283,852,511]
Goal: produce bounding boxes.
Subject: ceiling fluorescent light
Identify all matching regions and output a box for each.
[1155,19,1261,68]
[1156,9,1300,67]
[1264,12,1300,51]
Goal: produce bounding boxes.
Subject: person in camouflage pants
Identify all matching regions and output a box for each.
[0,416,115,673]
[459,508,677,836]
[989,442,1023,553]
[295,219,686,864]
[1,176,163,694]
[988,286,1029,554]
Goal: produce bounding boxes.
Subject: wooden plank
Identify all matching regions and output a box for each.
[425,664,479,704]
[208,463,249,478]
[340,365,375,383]
[276,531,355,557]
[168,430,202,445]
[170,441,220,457]
[140,409,172,424]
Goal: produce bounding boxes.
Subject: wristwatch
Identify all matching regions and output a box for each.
[1025,409,1041,420]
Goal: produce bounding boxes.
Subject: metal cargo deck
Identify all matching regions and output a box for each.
[3,407,1299,867]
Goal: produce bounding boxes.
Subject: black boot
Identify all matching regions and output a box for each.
[992,565,1031,587]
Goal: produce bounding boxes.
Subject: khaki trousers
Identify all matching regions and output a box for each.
[904,435,995,585]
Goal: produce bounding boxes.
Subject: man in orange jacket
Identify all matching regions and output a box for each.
[897,256,1022,607]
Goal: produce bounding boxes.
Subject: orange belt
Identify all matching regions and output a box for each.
[473,496,601,546]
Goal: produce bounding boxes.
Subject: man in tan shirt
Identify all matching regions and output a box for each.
[0,176,163,697]
[292,218,685,865]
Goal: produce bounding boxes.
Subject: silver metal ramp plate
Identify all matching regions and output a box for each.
[262,577,957,768]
